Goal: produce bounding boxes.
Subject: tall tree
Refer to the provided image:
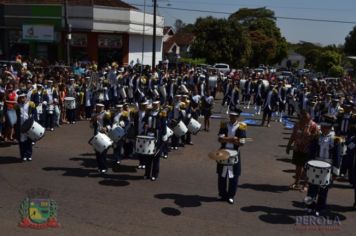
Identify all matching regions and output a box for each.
[229,8,287,67]
[174,19,187,34]
[345,26,356,56]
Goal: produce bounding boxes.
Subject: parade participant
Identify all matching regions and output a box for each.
[112,110,130,165]
[181,95,193,145]
[15,93,36,161]
[201,90,214,132]
[171,95,182,149]
[242,78,252,109]
[346,125,356,210]
[286,84,297,116]
[304,115,341,216]
[66,78,77,124]
[254,80,263,115]
[58,83,68,124]
[217,108,247,204]
[286,110,319,191]
[133,101,148,169]
[221,79,232,107]
[277,81,287,122]
[90,103,112,173]
[337,103,355,177]
[190,91,201,120]
[261,86,277,128]
[142,101,167,180]
[327,98,340,117]
[84,81,93,120]
[228,84,240,112]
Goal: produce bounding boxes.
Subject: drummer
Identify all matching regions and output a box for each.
[143,101,167,181]
[112,111,130,165]
[66,78,77,124]
[15,93,36,161]
[304,115,342,216]
[90,103,112,173]
[217,107,247,204]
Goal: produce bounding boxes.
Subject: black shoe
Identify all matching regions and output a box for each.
[217,196,227,201]
[353,204,356,210]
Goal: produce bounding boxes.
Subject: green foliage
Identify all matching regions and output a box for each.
[345,26,356,56]
[328,65,345,77]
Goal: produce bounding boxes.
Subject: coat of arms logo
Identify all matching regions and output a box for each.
[19,188,60,229]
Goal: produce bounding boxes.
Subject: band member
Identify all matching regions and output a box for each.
[304,115,342,216]
[91,103,112,173]
[261,86,277,127]
[254,80,264,115]
[346,125,356,210]
[143,101,167,180]
[217,108,246,204]
[15,93,36,161]
[133,101,148,169]
[201,90,214,131]
[181,95,193,145]
[66,78,77,124]
[113,110,130,165]
[277,82,287,122]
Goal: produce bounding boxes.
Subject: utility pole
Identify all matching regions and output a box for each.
[141,0,146,74]
[152,0,157,69]
[64,0,71,65]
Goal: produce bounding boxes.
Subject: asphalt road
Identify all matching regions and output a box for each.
[1,96,355,236]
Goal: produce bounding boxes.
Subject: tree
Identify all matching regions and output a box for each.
[190,16,251,68]
[228,8,288,67]
[174,19,186,34]
[345,26,356,56]
[328,65,345,77]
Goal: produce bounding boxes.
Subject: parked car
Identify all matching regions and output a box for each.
[213,63,230,74]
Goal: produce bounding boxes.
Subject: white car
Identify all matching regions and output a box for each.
[213,63,230,74]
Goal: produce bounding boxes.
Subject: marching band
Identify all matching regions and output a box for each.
[1,60,356,210]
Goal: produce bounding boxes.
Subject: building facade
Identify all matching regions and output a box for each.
[0,0,164,66]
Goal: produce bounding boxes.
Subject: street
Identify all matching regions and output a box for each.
[0,97,355,236]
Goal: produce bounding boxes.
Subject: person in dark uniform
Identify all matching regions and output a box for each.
[346,124,356,210]
[304,115,342,216]
[142,101,167,181]
[15,93,37,161]
[90,103,112,173]
[261,86,277,127]
[217,108,247,204]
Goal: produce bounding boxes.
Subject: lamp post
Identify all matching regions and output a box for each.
[152,0,157,69]
[64,0,71,65]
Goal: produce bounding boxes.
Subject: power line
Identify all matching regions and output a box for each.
[131,4,356,25]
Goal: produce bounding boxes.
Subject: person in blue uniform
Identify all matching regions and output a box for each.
[142,101,167,181]
[217,108,247,204]
[346,124,356,210]
[90,103,112,173]
[304,115,342,216]
[15,93,37,161]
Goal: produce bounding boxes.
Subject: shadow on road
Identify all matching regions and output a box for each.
[161,207,182,216]
[282,169,296,173]
[239,183,290,193]
[155,193,218,208]
[275,158,292,163]
[241,204,347,224]
[0,156,21,164]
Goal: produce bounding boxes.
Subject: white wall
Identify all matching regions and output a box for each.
[129,34,163,66]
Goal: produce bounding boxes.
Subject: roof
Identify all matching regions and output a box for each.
[163,26,175,36]
[0,0,137,9]
[163,32,195,54]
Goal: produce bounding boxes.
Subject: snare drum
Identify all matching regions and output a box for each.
[162,127,174,142]
[173,121,188,137]
[306,160,332,186]
[47,104,54,114]
[135,135,156,155]
[217,149,239,165]
[64,97,76,109]
[88,132,113,154]
[108,124,126,142]
[21,118,45,141]
[187,118,201,134]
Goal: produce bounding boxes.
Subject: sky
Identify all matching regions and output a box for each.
[123,0,356,46]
